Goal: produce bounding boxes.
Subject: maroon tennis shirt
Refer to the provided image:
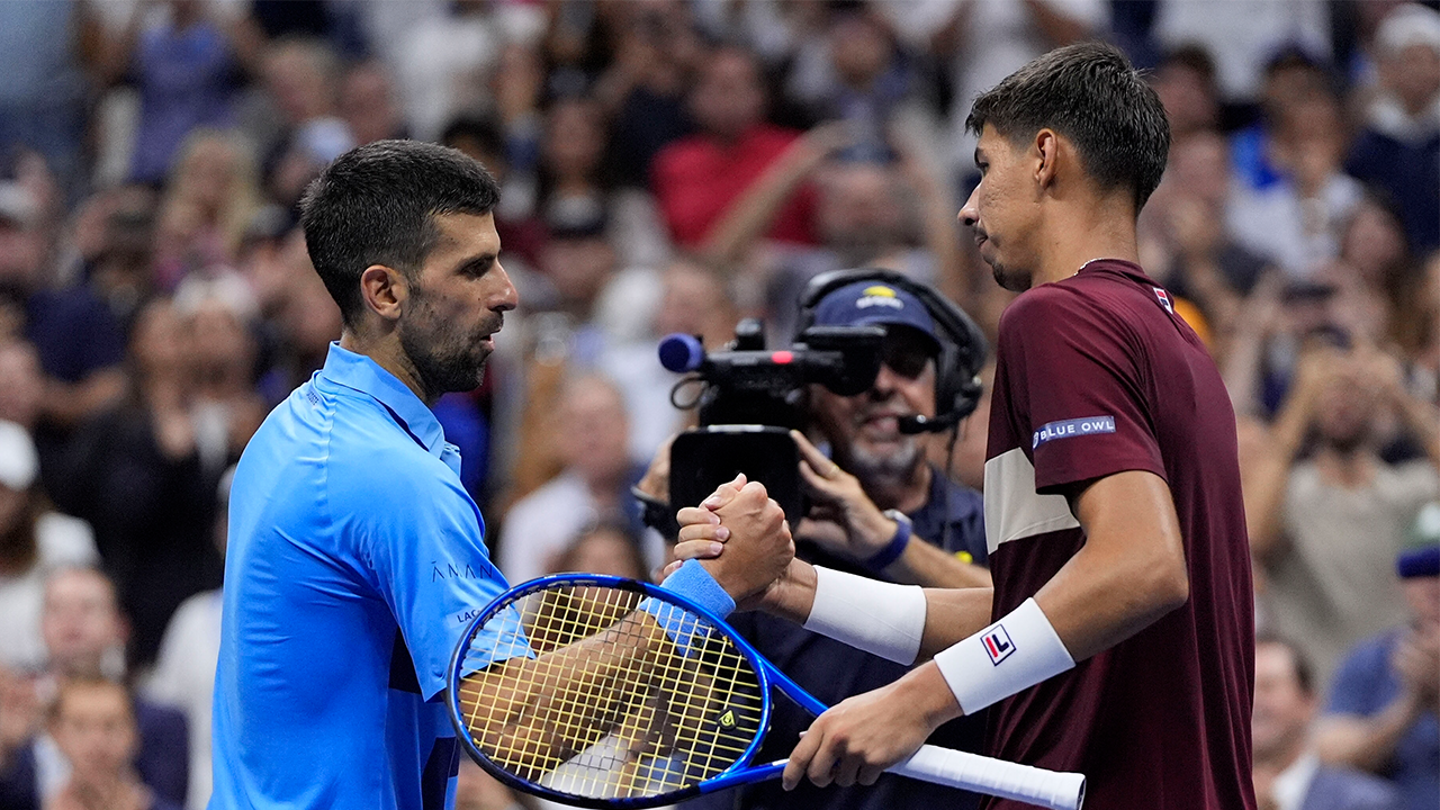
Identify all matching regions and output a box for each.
[981,259,1256,810]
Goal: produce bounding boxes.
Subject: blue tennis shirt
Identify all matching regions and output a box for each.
[211,343,515,810]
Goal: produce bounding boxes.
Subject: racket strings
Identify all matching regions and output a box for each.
[457,583,764,800]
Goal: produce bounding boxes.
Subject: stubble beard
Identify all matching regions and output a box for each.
[844,436,923,491]
[990,258,1031,293]
[399,293,491,399]
[403,327,488,399]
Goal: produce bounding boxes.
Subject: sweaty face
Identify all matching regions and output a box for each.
[811,327,937,481]
[960,125,1041,292]
[398,213,517,399]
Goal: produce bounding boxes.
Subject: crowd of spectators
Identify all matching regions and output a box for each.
[0,1,1435,809]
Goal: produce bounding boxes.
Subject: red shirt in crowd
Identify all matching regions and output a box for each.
[651,123,817,248]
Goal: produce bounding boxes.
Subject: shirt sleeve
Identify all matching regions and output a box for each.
[360,462,524,701]
[1325,635,1393,717]
[998,285,1165,495]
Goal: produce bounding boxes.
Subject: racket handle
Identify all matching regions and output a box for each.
[889,745,1085,810]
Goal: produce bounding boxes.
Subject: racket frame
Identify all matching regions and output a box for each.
[445,573,779,809]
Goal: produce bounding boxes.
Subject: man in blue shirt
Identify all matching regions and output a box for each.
[212,141,792,810]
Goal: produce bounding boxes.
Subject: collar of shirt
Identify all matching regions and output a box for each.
[316,342,460,474]
[1270,750,1320,810]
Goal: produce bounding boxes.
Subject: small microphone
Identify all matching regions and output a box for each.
[897,413,956,434]
[658,333,705,373]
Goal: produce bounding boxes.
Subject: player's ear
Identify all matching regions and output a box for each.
[1033,129,1061,191]
[359,264,408,322]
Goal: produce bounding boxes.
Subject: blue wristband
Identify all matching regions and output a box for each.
[865,510,912,571]
[659,559,735,619]
[642,560,737,655]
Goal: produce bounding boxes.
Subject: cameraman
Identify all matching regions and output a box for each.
[641,273,990,810]
[788,278,990,590]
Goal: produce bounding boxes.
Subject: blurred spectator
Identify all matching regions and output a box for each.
[1151,0,1332,105]
[534,96,669,271]
[151,130,262,289]
[0,566,187,809]
[894,0,1105,183]
[1345,4,1440,254]
[0,664,43,805]
[45,677,183,810]
[651,44,817,248]
[68,185,158,330]
[548,521,650,580]
[255,37,353,208]
[0,182,127,437]
[339,60,408,147]
[720,126,964,341]
[1149,43,1223,143]
[784,6,930,149]
[390,0,502,143]
[0,2,88,196]
[597,257,738,462]
[104,0,244,186]
[54,301,226,668]
[1246,343,1440,684]
[497,373,647,584]
[592,0,699,188]
[141,467,230,810]
[0,343,45,432]
[1318,505,1440,810]
[174,275,265,471]
[1251,632,1401,810]
[1139,130,1271,337]
[0,421,96,672]
[1228,66,1364,278]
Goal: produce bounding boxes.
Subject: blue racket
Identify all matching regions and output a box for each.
[446,574,1085,810]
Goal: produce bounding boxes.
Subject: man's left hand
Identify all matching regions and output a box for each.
[791,430,899,561]
[782,663,960,789]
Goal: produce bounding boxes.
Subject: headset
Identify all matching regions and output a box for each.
[797,268,988,434]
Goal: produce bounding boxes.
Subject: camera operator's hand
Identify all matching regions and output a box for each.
[636,434,676,505]
[791,430,901,563]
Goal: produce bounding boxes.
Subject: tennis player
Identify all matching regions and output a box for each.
[210,141,790,810]
[678,43,1256,810]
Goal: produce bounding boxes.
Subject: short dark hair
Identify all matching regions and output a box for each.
[966,42,1171,212]
[299,140,501,326]
[1254,629,1315,696]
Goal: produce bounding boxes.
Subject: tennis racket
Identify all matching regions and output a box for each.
[446,573,1085,810]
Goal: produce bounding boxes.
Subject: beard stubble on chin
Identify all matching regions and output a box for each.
[845,437,922,487]
[399,317,491,399]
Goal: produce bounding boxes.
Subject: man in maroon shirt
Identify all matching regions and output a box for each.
[676,42,1256,810]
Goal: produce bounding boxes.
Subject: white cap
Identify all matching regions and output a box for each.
[0,420,38,490]
[0,182,39,229]
[1378,3,1440,57]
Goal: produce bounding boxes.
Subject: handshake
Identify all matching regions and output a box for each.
[664,473,802,614]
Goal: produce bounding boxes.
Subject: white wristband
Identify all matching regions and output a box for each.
[932,598,1075,714]
[802,566,927,665]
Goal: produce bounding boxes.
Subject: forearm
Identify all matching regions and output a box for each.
[881,538,992,588]
[460,612,674,766]
[700,138,826,264]
[1244,393,1310,557]
[1315,698,1421,773]
[1040,472,1189,662]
